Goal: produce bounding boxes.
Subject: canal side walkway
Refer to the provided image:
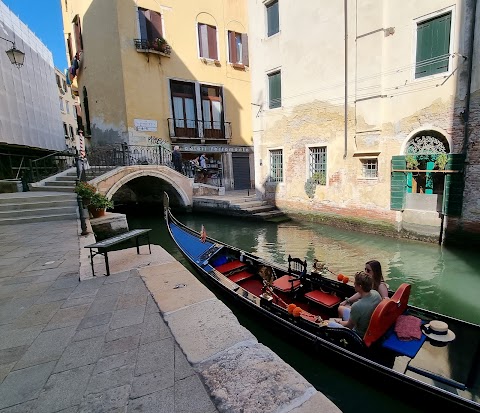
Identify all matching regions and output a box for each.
[0,219,341,413]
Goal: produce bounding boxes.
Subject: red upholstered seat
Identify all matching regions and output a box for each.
[363,283,411,347]
[304,290,342,308]
[215,260,245,273]
[273,275,301,292]
[229,270,255,283]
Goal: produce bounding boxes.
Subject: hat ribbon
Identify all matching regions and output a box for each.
[423,325,448,336]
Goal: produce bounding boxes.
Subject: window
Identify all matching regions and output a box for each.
[266,0,279,37]
[67,34,73,62]
[62,79,68,93]
[269,149,283,182]
[59,97,64,111]
[63,122,69,138]
[228,31,249,66]
[361,159,378,178]
[138,8,163,44]
[198,23,218,60]
[309,147,327,185]
[66,101,70,114]
[73,15,83,53]
[55,74,61,88]
[415,12,451,78]
[69,125,74,138]
[268,71,281,109]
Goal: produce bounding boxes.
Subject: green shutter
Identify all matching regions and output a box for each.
[442,154,465,216]
[267,1,279,37]
[391,156,406,211]
[269,71,281,109]
[415,13,451,78]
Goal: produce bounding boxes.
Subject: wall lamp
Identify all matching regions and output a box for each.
[0,36,25,68]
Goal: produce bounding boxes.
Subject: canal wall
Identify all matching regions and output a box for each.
[79,236,342,413]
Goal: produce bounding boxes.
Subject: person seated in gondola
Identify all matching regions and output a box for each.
[329,271,382,338]
[338,260,388,320]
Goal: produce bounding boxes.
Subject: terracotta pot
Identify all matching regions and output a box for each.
[88,206,105,219]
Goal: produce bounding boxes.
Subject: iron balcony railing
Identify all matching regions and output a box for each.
[134,38,172,55]
[167,118,232,141]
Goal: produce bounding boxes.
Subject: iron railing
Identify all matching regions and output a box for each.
[29,150,77,183]
[134,38,172,55]
[167,118,232,140]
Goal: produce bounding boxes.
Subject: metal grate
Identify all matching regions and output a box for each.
[361,159,378,178]
[269,149,283,182]
[309,147,327,184]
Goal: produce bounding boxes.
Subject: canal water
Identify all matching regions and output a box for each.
[124,208,480,413]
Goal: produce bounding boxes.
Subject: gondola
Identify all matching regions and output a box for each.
[164,194,480,412]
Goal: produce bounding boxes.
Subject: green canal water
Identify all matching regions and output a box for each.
[125,208,480,413]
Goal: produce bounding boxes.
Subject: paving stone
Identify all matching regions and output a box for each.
[72,324,110,342]
[61,294,96,309]
[175,374,217,413]
[103,335,140,357]
[35,364,94,413]
[14,326,76,370]
[53,336,105,373]
[13,301,63,329]
[103,271,130,284]
[174,344,195,381]
[34,286,76,305]
[116,293,147,310]
[85,294,118,316]
[130,368,174,399]
[0,345,29,365]
[0,297,36,325]
[0,363,15,384]
[1,276,34,286]
[0,325,43,350]
[0,399,38,413]
[96,281,127,298]
[79,384,130,413]
[70,278,104,297]
[51,275,80,290]
[124,277,147,295]
[127,388,173,413]
[145,294,160,314]
[135,338,174,377]
[105,324,143,343]
[86,364,135,394]
[44,304,90,331]
[77,312,112,330]
[0,361,56,409]
[34,272,62,284]
[140,311,171,345]
[93,349,138,374]
[110,306,145,330]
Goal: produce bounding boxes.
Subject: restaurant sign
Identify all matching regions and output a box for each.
[179,144,253,153]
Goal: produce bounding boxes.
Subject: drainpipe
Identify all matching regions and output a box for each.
[462,0,477,154]
[344,0,348,159]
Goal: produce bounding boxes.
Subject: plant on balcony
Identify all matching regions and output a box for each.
[405,154,419,170]
[435,153,448,170]
[152,37,171,55]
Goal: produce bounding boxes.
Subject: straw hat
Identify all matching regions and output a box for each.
[423,320,455,342]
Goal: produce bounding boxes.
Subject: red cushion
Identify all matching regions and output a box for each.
[304,290,341,308]
[215,260,244,273]
[229,270,254,283]
[273,275,301,292]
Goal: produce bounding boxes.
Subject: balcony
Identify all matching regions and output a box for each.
[167,118,232,142]
[134,38,171,57]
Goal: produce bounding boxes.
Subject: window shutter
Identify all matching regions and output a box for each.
[207,25,218,60]
[73,16,82,53]
[241,33,249,66]
[138,9,148,41]
[149,11,163,39]
[267,1,279,37]
[390,156,406,210]
[67,34,73,62]
[442,154,465,216]
[228,31,236,63]
[198,24,208,58]
[269,72,281,108]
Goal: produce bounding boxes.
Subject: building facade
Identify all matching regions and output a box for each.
[0,1,65,180]
[61,0,253,190]
[249,0,479,244]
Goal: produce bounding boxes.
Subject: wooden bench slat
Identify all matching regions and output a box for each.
[85,229,151,249]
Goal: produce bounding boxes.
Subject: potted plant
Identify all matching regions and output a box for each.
[74,181,97,206]
[435,153,448,170]
[405,154,419,170]
[88,192,113,218]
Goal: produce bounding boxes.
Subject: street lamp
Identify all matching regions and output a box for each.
[0,36,25,68]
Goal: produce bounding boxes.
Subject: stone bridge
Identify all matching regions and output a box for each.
[90,165,193,207]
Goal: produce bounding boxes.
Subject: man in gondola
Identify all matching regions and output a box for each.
[331,271,381,338]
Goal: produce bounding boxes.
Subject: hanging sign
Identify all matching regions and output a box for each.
[134,119,158,132]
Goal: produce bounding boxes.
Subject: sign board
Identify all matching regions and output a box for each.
[134,119,157,132]
[179,144,253,153]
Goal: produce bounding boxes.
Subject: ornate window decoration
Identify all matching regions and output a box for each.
[406,135,448,155]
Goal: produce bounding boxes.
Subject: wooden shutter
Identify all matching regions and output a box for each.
[198,24,208,57]
[390,156,406,210]
[267,1,279,37]
[228,31,236,63]
[138,8,148,41]
[148,10,163,39]
[415,13,451,78]
[67,34,73,62]
[73,15,83,53]
[241,33,249,66]
[269,72,281,109]
[442,154,465,216]
[207,25,218,60]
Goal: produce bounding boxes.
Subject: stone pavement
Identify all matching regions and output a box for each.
[0,221,217,413]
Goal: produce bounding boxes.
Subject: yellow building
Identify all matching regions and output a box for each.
[61,0,252,190]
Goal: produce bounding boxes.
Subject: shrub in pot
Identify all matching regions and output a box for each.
[74,181,97,206]
[88,193,113,218]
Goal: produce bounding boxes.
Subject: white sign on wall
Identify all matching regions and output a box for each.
[134,119,158,132]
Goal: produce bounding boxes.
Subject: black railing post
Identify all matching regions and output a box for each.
[74,151,88,235]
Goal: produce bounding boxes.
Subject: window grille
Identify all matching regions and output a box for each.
[309,147,327,185]
[269,149,283,182]
[361,159,378,178]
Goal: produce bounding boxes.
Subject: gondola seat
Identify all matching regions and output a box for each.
[363,283,411,347]
[215,260,245,274]
[304,290,342,308]
[273,275,301,292]
[229,270,255,283]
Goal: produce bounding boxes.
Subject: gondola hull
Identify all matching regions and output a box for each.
[164,199,480,412]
